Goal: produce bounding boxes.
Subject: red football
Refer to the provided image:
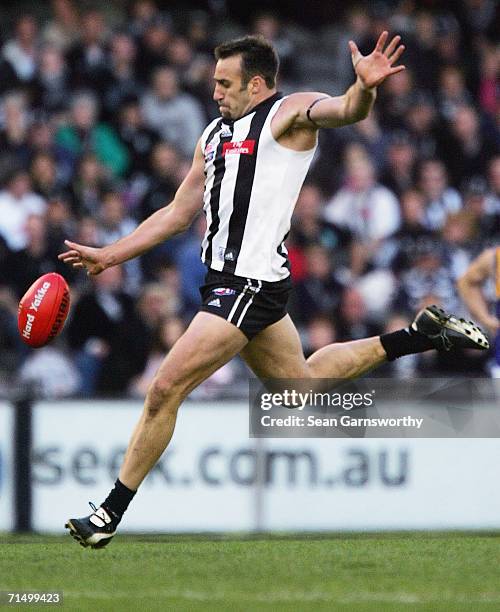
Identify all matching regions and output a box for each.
[18,273,71,348]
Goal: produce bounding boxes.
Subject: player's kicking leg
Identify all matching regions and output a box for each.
[65,312,248,548]
[241,305,489,381]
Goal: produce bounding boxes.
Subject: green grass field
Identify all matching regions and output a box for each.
[1,533,500,611]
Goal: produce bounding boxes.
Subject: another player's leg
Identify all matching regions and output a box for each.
[66,312,248,548]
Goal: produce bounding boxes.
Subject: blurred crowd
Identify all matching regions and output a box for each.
[0,0,498,397]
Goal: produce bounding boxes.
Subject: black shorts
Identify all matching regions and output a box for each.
[199,269,292,340]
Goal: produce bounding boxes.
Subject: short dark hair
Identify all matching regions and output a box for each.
[214,35,279,89]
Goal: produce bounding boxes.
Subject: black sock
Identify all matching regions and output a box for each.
[101,479,136,522]
[380,328,434,361]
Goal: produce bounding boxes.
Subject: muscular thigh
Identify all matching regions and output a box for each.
[240,314,310,379]
[154,312,248,393]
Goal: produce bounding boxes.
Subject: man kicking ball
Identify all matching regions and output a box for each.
[60,33,489,548]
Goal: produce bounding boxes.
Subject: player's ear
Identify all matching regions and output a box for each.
[250,76,262,94]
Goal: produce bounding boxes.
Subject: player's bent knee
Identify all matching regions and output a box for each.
[145,375,188,418]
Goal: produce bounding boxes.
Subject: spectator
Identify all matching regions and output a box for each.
[167,36,196,74]
[136,282,177,331]
[335,286,381,342]
[378,68,415,130]
[136,17,172,81]
[441,210,478,280]
[185,10,213,55]
[42,0,81,51]
[30,152,65,200]
[477,45,499,118]
[324,155,400,276]
[138,142,181,220]
[45,193,78,260]
[484,156,500,215]
[66,9,108,94]
[380,130,417,197]
[116,97,160,177]
[404,91,442,159]
[97,191,142,295]
[56,92,130,178]
[70,153,114,217]
[129,0,163,41]
[441,105,497,188]
[324,156,400,241]
[408,11,440,91]
[102,32,143,119]
[141,66,205,157]
[2,14,39,85]
[387,188,436,275]
[437,65,473,121]
[0,92,32,169]
[393,244,458,315]
[252,13,296,82]
[418,159,462,231]
[291,245,343,325]
[0,169,46,251]
[31,44,71,117]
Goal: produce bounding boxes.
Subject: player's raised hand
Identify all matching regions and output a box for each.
[58,240,107,275]
[349,31,405,90]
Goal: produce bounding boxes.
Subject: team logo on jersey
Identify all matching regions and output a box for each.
[204,142,216,162]
[222,140,256,156]
[213,288,236,296]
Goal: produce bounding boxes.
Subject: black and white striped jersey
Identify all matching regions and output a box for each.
[199,93,317,282]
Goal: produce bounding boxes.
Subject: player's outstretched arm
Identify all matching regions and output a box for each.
[59,141,206,275]
[278,31,405,133]
[457,248,499,334]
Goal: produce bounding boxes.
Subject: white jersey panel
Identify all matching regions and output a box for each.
[234,99,316,280]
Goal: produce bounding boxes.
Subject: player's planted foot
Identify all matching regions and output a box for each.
[65,502,119,549]
[412,305,489,351]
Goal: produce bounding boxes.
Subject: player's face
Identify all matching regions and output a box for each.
[213,55,252,120]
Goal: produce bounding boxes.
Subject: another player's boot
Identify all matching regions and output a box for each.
[65,502,119,549]
[412,304,489,351]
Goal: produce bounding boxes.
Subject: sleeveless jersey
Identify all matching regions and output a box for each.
[199,92,317,282]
